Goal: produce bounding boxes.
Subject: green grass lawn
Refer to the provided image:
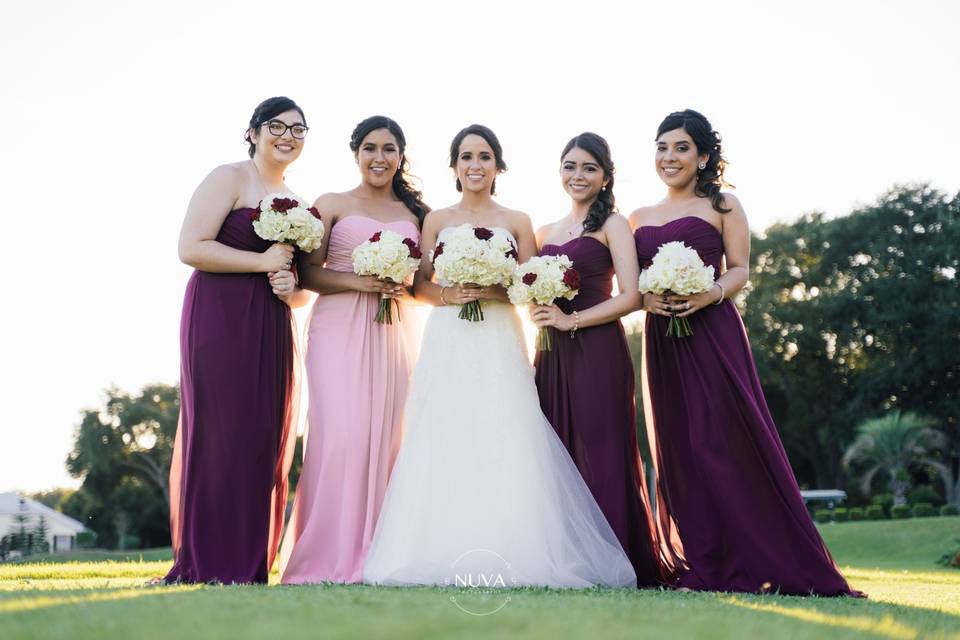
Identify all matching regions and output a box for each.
[2,518,958,639]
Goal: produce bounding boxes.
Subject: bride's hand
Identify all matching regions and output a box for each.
[442,283,481,305]
[529,304,575,331]
[461,283,505,301]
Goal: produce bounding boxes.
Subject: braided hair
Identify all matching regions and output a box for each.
[656,109,733,213]
[561,132,617,233]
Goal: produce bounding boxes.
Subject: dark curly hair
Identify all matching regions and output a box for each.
[561,132,617,233]
[449,124,507,195]
[656,109,732,213]
[244,96,306,159]
[349,115,430,222]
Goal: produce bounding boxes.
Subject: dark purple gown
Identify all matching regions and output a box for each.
[534,236,672,587]
[634,216,859,596]
[165,208,298,584]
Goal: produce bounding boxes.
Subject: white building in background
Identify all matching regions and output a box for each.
[0,492,86,553]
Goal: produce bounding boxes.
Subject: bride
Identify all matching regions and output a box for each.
[362,125,636,588]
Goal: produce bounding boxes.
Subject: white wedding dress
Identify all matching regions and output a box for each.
[362,228,636,589]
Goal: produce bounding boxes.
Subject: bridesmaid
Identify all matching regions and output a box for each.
[279,116,428,584]
[531,133,674,587]
[167,96,310,584]
[630,109,860,596]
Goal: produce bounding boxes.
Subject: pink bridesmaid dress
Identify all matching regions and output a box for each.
[279,215,421,584]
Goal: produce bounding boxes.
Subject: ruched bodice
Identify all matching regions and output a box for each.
[324,215,420,272]
[633,216,723,275]
[540,236,614,310]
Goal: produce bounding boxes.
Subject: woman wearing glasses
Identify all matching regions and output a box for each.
[279,116,429,584]
[166,97,310,584]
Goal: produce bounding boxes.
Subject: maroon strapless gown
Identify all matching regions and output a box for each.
[165,208,298,584]
[634,216,859,596]
[534,236,672,587]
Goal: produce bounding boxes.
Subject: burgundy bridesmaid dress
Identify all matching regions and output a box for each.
[165,208,298,584]
[535,236,673,587]
[634,216,859,596]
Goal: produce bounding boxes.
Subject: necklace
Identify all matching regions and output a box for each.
[563,216,586,237]
[250,159,284,197]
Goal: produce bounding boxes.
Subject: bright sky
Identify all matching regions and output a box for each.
[1,0,958,492]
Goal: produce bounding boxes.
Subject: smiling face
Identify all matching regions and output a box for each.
[355,128,400,188]
[655,127,709,189]
[456,134,498,194]
[250,109,306,165]
[560,146,607,204]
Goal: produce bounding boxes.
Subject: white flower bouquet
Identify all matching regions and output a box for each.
[638,240,716,338]
[508,255,581,350]
[251,192,325,253]
[430,224,519,321]
[351,229,422,324]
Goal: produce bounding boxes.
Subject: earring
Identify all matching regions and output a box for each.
[698,162,706,170]
[601,185,607,192]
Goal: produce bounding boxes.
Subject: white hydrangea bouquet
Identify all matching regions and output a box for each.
[638,241,715,338]
[351,229,422,324]
[251,192,325,253]
[430,224,519,321]
[508,255,581,350]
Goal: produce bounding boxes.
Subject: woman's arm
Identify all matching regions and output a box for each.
[670,194,751,318]
[530,215,642,330]
[297,194,403,298]
[178,165,292,273]
[411,212,479,307]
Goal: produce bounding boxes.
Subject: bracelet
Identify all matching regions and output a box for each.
[570,310,580,338]
[439,286,448,306]
[712,282,725,305]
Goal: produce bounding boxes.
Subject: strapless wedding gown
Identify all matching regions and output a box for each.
[362,226,636,588]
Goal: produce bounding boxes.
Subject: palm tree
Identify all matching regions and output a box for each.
[843,411,946,506]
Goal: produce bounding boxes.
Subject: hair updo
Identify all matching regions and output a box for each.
[244,96,306,159]
[561,132,617,233]
[448,124,507,195]
[656,109,732,213]
[349,115,430,222]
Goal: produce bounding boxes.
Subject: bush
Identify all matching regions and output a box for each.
[890,504,912,519]
[908,485,943,507]
[76,531,97,549]
[848,507,865,521]
[912,503,935,518]
[832,508,850,522]
[871,493,893,513]
[865,505,886,520]
[941,505,960,517]
[814,509,832,523]
[938,539,960,568]
[120,534,142,550]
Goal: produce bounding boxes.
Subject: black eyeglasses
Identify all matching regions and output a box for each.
[261,120,309,139]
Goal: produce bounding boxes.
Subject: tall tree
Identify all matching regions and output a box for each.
[65,384,180,548]
[745,184,959,494]
[31,516,50,554]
